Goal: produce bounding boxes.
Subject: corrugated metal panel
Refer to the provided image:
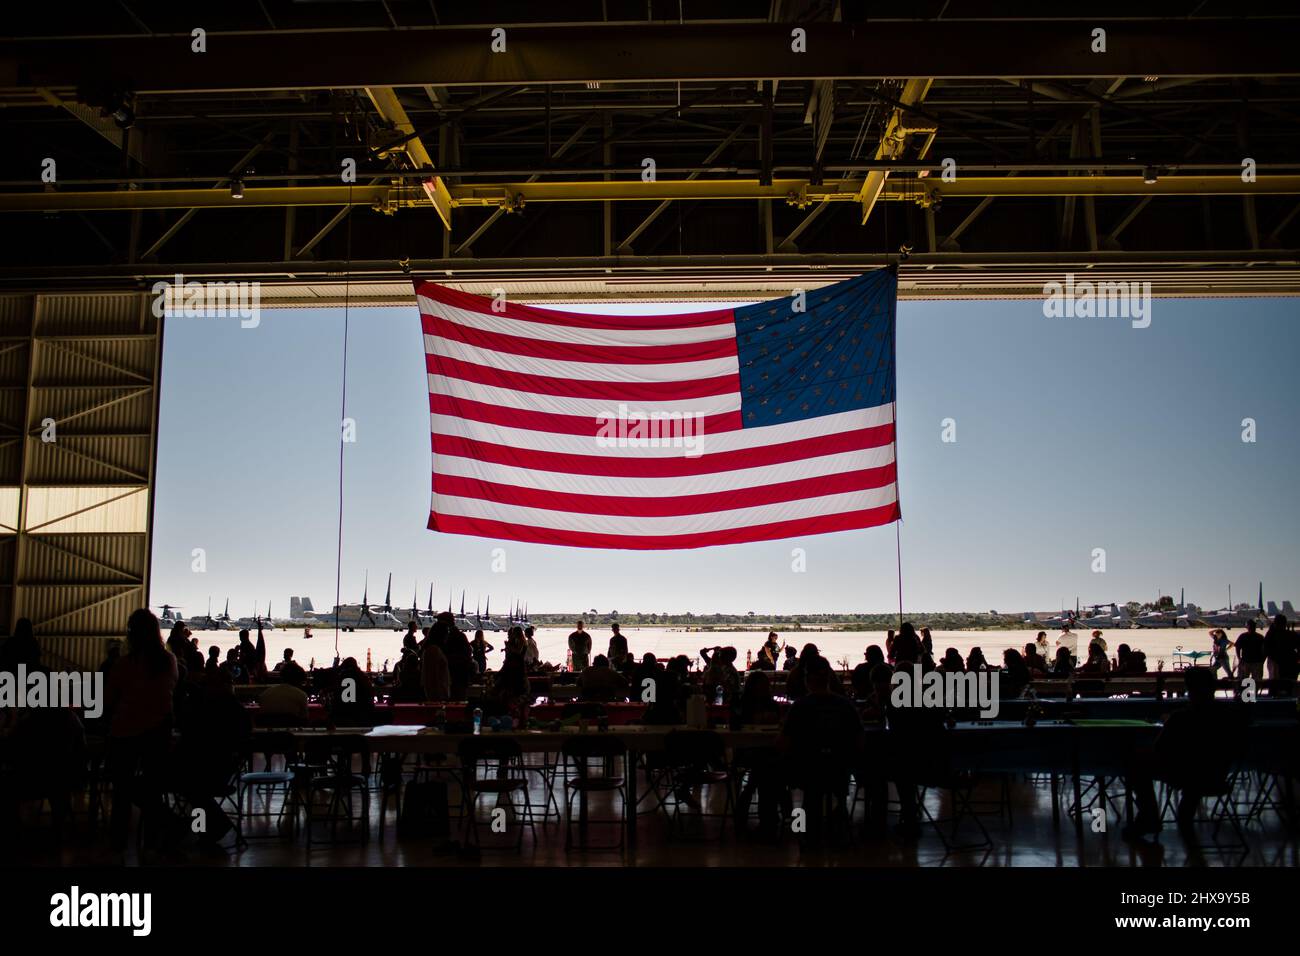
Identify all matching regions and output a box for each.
[0,295,34,336]
[0,431,23,484]
[0,339,29,387]
[1,292,159,661]
[19,583,143,637]
[0,487,18,532]
[0,534,15,581]
[39,635,116,671]
[35,337,155,387]
[26,436,152,485]
[25,487,149,533]
[35,292,152,336]
[27,385,154,434]
[21,533,146,583]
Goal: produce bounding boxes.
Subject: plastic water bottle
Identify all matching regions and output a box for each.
[714,685,724,706]
[566,648,573,672]
[472,707,482,735]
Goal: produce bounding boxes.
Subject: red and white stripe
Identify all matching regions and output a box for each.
[417,281,899,549]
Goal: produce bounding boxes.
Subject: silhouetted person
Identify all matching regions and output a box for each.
[578,654,628,702]
[443,624,474,698]
[1123,666,1245,842]
[419,621,451,701]
[850,645,886,698]
[1,618,86,840]
[275,648,306,688]
[523,626,540,669]
[219,647,245,684]
[781,646,797,671]
[785,643,822,699]
[966,646,989,672]
[1001,648,1031,697]
[1234,620,1265,683]
[1210,629,1234,679]
[1264,614,1296,685]
[237,629,258,681]
[253,622,268,681]
[700,645,740,704]
[487,650,531,718]
[892,625,927,672]
[470,629,493,675]
[568,620,591,672]
[1078,642,1110,674]
[607,623,629,670]
[778,656,862,844]
[734,671,784,836]
[171,668,251,849]
[99,639,122,678]
[919,627,935,664]
[329,656,376,725]
[0,616,40,674]
[756,632,781,670]
[166,622,203,678]
[639,655,683,724]
[1023,643,1049,677]
[105,609,178,852]
[939,648,966,674]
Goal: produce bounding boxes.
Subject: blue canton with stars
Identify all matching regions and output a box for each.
[734,270,896,429]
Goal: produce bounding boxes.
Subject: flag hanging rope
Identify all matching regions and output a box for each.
[896,522,904,630]
[332,183,353,665]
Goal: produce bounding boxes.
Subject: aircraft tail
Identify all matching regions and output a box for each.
[1283,600,1297,619]
[1267,600,1281,617]
[290,596,302,619]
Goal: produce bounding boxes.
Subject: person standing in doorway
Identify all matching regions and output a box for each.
[568,620,592,672]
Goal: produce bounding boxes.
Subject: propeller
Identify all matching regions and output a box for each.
[357,571,375,627]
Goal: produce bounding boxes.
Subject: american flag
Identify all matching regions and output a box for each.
[415,270,898,549]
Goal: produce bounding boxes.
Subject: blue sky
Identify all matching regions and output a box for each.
[150,293,1300,617]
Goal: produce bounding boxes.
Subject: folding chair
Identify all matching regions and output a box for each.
[297,735,371,848]
[457,737,536,851]
[561,735,627,851]
[658,730,734,841]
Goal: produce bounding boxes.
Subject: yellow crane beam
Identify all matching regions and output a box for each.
[855,78,934,225]
[3,176,1299,212]
[364,87,452,230]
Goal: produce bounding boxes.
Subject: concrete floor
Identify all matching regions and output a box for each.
[8,757,1294,868]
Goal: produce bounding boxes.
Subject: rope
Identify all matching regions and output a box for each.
[332,182,353,666]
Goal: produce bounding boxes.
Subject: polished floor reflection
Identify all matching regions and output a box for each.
[7,754,1294,868]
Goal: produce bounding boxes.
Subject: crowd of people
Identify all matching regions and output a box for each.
[2,609,1294,853]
